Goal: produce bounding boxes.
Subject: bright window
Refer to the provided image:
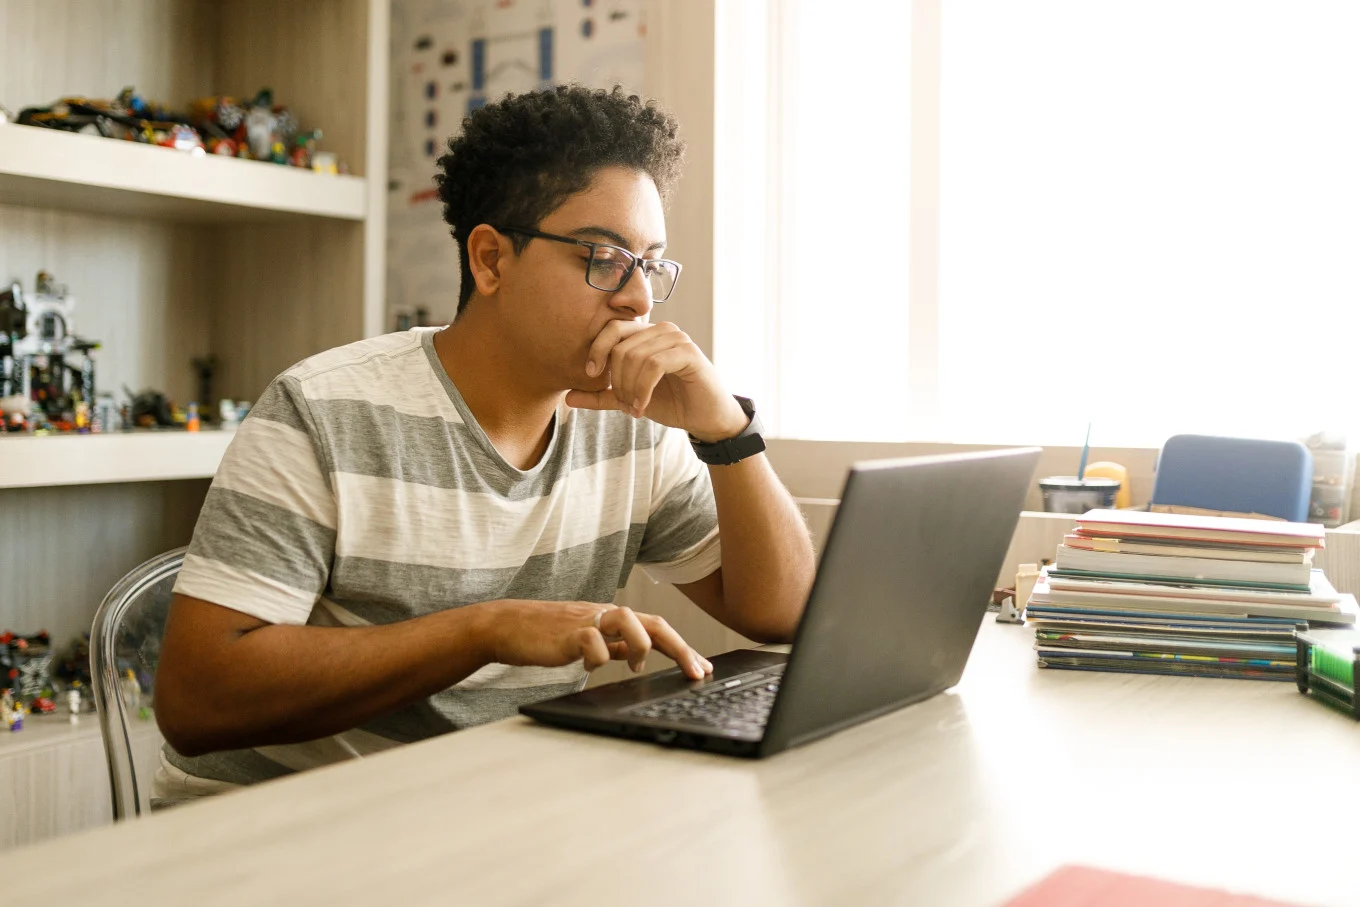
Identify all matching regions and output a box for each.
[716,1,1360,448]
[715,0,913,441]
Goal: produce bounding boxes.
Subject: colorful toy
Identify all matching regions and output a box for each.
[1,631,56,717]
[0,273,101,432]
[2,690,25,732]
[160,123,205,154]
[188,88,336,169]
[16,86,202,150]
[18,84,342,170]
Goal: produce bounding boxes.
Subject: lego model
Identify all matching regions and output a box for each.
[0,272,101,432]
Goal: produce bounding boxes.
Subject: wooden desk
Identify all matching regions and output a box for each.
[9,621,1359,906]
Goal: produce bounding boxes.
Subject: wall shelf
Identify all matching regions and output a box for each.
[0,124,367,223]
[0,0,389,848]
[0,429,234,489]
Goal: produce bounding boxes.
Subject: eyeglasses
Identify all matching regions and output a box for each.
[496,226,682,302]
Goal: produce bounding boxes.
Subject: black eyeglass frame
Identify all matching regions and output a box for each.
[495,225,683,302]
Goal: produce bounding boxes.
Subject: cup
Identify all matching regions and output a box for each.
[1039,476,1121,514]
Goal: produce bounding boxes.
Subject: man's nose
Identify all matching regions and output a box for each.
[611,264,653,319]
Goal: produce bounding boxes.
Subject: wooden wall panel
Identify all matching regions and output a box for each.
[212,0,373,176]
[0,480,208,645]
[208,220,366,401]
[0,0,213,114]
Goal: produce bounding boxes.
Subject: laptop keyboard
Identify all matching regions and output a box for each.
[623,667,784,735]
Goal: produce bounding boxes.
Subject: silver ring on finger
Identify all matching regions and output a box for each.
[593,609,623,641]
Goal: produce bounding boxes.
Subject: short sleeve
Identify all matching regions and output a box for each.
[173,376,337,625]
[635,423,722,585]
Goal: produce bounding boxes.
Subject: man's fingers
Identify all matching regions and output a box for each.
[608,330,683,415]
[564,389,627,412]
[576,627,612,671]
[627,348,693,415]
[598,606,652,672]
[638,614,712,680]
[585,319,649,378]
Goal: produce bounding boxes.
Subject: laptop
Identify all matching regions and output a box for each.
[520,447,1042,758]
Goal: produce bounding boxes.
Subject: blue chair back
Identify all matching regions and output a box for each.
[1150,434,1313,522]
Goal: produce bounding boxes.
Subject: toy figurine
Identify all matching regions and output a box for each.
[312,150,339,175]
[118,669,151,719]
[291,130,322,169]
[242,88,292,160]
[67,687,81,725]
[159,123,205,155]
[2,689,24,732]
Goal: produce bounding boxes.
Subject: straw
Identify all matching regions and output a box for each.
[1077,423,1091,481]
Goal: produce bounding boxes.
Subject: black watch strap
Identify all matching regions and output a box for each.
[688,396,766,465]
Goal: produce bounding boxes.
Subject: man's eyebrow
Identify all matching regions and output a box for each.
[567,226,666,254]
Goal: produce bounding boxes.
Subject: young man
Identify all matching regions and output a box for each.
[152,85,815,802]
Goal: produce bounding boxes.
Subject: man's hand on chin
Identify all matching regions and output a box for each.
[565,320,748,441]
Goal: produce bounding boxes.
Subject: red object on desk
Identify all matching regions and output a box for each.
[1005,866,1304,907]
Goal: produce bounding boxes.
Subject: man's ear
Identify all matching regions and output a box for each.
[467,224,511,297]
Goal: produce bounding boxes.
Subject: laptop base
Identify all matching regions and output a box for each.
[520,648,787,758]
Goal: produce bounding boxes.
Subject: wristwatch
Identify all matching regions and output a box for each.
[689,396,766,465]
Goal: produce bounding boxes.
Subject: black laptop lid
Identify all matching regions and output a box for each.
[760,447,1040,754]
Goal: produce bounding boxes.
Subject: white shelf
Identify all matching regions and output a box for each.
[0,123,367,223]
[0,429,234,489]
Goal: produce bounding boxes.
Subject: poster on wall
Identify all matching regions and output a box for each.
[388,0,650,328]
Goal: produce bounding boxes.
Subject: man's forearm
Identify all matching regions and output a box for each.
[707,454,816,641]
[157,601,497,756]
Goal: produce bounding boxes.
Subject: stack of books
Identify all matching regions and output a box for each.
[1027,509,1358,681]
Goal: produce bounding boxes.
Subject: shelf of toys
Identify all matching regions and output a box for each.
[0,0,390,847]
[0,119,367,223]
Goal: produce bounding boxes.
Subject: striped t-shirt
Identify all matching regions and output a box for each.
[165,328,721,787]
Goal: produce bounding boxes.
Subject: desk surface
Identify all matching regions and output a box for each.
[10,621,1360,906]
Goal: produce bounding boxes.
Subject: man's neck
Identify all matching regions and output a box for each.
[432,312,562,470]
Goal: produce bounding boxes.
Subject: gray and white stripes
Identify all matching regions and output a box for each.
[167,327,720,786]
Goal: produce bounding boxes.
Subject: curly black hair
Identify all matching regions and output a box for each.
[435,84,686,316]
